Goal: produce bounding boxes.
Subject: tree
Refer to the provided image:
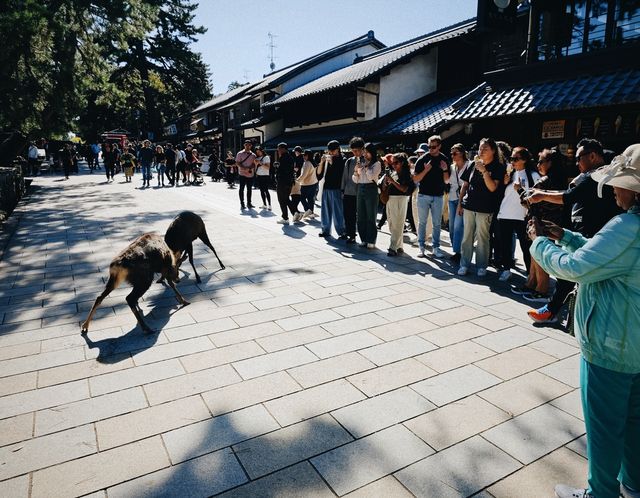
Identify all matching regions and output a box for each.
[0,0,212,140]
[227,80,249,92]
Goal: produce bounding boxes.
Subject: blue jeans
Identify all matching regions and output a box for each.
[417,194,444,249]
[141,163,152,183]
[448,199,464,254]
[301,184,317,212]
[321,188,345,236]
[581,358,640,498]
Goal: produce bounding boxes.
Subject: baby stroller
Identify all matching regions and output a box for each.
[190,162,205,185]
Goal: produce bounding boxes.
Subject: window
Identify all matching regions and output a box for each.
[536,0,640,60]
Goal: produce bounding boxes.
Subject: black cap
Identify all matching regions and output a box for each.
[293,145,303,152]
[244,139,253,144]
[327,140,340,151]
[277,142,288,149]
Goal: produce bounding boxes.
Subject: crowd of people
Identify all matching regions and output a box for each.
[225,136,625,328]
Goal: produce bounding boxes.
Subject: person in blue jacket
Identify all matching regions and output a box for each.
[527,144,640,498]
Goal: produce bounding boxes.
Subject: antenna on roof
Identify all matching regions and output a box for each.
[242,69,250,82]
[267,32,278,71]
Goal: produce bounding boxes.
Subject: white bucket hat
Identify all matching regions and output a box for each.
[592,143,640,197]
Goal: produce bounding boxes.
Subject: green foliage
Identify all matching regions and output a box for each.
[0,0,212,141]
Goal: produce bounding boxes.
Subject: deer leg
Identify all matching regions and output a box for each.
[81,273,118,334]
[126,274,153,333]
[200,233,225,270]
[185,243,201,283]
[165,277,189,306]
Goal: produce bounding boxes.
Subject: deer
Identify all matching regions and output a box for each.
[80,233,189,334]
[163,211,225,284]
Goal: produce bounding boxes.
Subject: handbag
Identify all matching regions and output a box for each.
[379,182,390,204]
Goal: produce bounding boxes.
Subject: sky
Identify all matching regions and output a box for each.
[193,0,478,96]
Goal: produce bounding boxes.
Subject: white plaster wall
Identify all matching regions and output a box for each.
[378,49,438,117]
[282,43,380,93]
[263,119,284,142]
[356,82,380,120]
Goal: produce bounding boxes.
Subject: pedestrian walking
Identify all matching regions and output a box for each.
[254,146,272,210]
[121,147,136,182]
[235,140,256,209]
[165,143,176,186]
[138,140,154,188]
[342,137,364,243]
[447,144,470,263]
[385,153,412,256]
[275,143,295,225]
[299,150,318,219]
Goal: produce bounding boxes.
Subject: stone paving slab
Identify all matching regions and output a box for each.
[0,170,591,497]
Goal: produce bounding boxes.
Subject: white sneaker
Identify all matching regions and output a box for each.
[457,266,468,276]
[267,205,272,211]
[303,209,313,219]
[260,205,266,209]
[499,270,511,281]
[277,218,289,225]
[477,268,488,277]
[433,247,444,258]
[293,212,303,222]
[367,243,375,249]
[554,484,593,498]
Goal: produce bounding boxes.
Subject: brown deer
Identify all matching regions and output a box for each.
[163,211,225,284]
[81,233,189,334]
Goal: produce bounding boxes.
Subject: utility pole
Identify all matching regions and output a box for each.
[267,32,277,71]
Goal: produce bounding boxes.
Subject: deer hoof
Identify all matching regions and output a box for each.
[80,322,89,334]
[181,300,191,307]
[220,265,226,270]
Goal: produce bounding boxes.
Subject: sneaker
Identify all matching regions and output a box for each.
[554,484,593,498]
[524,292,549,303]
[260,205,266,209]
[240,205,246,210]
[318,232,329,238]
[527,304,558,323]
[367,243,375,249]
[433,247,444,258]
[358,242,367,247]
[293,212,303,222]
[346,237,356,244]
[277,218,289,225]
[498,270,512,282]
[477,268,487,277]
[457,266,468,276]
[417,248,427,258]
[267,205,272,211]
[248,204,255,209]
[338,234,348,240]
[396,247,404,254]
[510,284,534,295]
[622,483,640,498]
[387,249,398,257]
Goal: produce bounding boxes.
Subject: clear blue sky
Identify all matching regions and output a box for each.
[193,0,478,95]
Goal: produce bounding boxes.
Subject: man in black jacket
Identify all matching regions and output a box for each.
[276,142,295,225]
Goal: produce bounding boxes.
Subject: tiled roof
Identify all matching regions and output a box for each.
[373,84,487,137]
[192,83,258,113]
[250,32,386,93]
[263,18,476,108]
[455,69,640,120]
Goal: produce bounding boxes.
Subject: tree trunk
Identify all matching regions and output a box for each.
[133,39,162,140]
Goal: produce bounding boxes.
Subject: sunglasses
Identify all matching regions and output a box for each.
[509,156,522,162]
[537,158,549,164]
[428,145,439,149]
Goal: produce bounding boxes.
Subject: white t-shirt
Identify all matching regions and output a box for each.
[498,169,540,221]
[256,155,270,176]
[448,161,470,202]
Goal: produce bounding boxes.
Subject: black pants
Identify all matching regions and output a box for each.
[166,163,175,184]
[256,175,271,205]
[238,176,253,206]
[498,218,530,272]
[226,168,236,186]
[105,163,115,180]
[277,182,292,219]
[289,194,301,216]
[406,196,415,232]
[343,194,357,239]
[300,184,317,212]
[548,278,576,315]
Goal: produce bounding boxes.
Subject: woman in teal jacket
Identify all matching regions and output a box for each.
[528,144,640,498]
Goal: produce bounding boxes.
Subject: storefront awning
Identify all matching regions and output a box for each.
[455,69,640,120]
[263,123,369,150]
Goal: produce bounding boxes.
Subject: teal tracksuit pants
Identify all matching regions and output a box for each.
[581,358,640,498]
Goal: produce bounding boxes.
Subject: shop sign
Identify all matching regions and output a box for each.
[541,120,565,139]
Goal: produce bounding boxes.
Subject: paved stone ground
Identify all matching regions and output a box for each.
[0,165,588,497]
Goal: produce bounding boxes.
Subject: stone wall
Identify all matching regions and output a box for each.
[0,167,25,223]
